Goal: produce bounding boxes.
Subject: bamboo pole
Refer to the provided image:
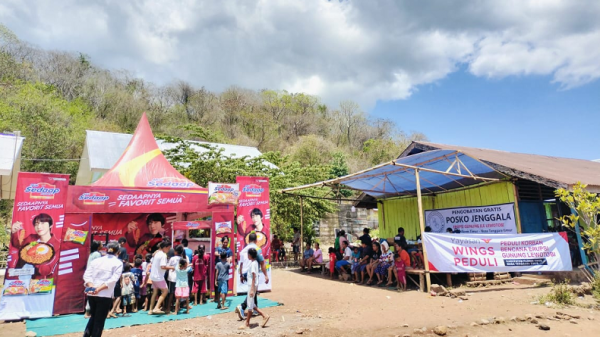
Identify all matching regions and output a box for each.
[415,168,431,293]
[512,182,523,233]
[300,196,304,258]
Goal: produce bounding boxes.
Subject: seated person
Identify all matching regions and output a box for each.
[335,241,353,278]
[350,246,361,282]
[366,241,381,285]
[374,241,393,286]
[389,243,412,286]
[305,243,323,273]
[271,235,283,261]
[355,241,372,284]
[299,243,314,271]
[394,227,407,248]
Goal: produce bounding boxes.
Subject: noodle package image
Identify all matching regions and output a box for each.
[216,221,232,234]
[63,228,88,244]
[208,182,240,205]
[29,279,54,294]
[3,280,29,296]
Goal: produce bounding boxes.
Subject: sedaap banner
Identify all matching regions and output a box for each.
[235,176,271,293]
[423,232,572,273]
[0,172,70,320]
[208,182,240,206]
[425,203,518,234]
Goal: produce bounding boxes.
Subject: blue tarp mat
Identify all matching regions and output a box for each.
[26,296,280,336]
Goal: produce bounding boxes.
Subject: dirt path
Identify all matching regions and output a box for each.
[3,269,599,336]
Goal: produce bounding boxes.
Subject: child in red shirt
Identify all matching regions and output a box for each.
[328,247,336,280]
[394,253,406,291]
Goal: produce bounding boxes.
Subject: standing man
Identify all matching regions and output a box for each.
[83,242,123,337]
[235,233,269,320]
[117,237,128,262]
[292,228,300,262]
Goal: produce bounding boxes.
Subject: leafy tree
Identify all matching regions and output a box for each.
[556,182,600,265]
[161,138,336,243]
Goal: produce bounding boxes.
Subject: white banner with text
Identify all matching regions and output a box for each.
[423,232,572,272]
[425,203,517,234]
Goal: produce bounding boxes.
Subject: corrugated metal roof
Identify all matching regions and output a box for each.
[86,130,265,170]
[404,141,600,191]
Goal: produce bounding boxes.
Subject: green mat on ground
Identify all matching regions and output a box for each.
[26,296,280,336]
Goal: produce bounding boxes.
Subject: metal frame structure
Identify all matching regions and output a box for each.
[281,150,508,292]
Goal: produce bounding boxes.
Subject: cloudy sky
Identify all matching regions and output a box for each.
[1,0,599,158]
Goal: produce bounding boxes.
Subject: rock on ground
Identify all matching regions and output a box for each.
[433,326,448,336]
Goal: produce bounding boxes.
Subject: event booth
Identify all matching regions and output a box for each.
[0,114,239,319]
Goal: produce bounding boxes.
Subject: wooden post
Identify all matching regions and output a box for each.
[512,182,523,233]
[415,169,431,293]
[300,196,304,258]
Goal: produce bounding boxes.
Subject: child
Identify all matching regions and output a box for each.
[328,247,336,280]
[140,254,152,311]
[240,248,269,330]
[394,253,406,291]
[174,258,192,314]
[350,246,361,282]
[215,251,230,310]
[165,245,184,314]
[191,248,208,305]
[120,263,134,316]
[131,259,143,313]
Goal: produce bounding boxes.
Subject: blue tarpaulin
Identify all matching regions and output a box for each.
[283,150,506,198]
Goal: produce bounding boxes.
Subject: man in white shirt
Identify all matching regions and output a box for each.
[148,241,170,315]
[83,242,123,337]
[335,241,353,278]
[236,233,269,320]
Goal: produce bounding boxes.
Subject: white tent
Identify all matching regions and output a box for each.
[76,130,269,185]
[0,133,25,199]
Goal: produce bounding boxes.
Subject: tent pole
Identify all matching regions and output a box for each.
[300,196,304,257]
[415,168,431,293]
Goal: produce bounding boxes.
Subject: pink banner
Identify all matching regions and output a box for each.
[0,172,69,320]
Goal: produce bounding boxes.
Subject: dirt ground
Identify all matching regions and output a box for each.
[2,268,600,337]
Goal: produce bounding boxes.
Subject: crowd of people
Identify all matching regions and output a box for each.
[82,230,272,337]
[299,227,430,291]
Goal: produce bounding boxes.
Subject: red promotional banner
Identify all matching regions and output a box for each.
[92,213,175,258]
[0,172,69,320]
[53,214,92,315]
[67,186,208,213]
[235,176,271,292]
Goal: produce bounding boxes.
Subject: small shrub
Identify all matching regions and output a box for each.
[538,280,574,306]
[592,274,600,302]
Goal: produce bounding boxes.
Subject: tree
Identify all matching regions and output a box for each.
[161,139,336,243]
[556,182,600,265]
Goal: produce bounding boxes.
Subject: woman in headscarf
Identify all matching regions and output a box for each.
[83,242,123,337]
[374,241,393,286]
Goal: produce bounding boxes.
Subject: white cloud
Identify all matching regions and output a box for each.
[0,0,598,108]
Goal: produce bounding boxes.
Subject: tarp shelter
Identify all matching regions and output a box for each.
[0,133,25,199]
[54,113,234,315]
[281,149,507,292]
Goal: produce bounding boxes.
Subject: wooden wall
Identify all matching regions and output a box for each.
[378,181,517,240]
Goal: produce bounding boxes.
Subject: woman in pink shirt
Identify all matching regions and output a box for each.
[306,243,323,273]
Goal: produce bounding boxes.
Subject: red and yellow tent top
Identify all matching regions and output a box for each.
[92,112,200,189]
